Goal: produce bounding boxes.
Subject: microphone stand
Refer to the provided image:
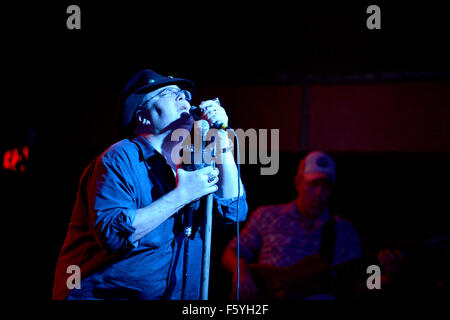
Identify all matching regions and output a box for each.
[189,101,240,300]
[201,128,215,300]
[201,183,214,300]
[182,120,215,300]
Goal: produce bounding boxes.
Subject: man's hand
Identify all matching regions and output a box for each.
[377,249,405,286]
[175,166,219,205]
[378,249,404,274]
[199,99,229,129]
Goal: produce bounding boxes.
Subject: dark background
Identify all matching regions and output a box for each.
[1,1,449,301]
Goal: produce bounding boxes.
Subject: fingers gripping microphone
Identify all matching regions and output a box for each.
[189,98,230,130]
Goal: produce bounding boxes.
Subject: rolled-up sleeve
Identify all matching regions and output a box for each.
[213,192,248,223]
[87,157,138,254]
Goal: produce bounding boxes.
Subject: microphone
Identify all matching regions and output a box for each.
[189,98,230,130]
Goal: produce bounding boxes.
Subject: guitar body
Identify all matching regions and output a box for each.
[243,234,450,300]
[248,254,334,300]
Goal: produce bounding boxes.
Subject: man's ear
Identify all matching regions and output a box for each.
[135,109,151,125]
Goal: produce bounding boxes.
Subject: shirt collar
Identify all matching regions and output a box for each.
[132,135,157,161]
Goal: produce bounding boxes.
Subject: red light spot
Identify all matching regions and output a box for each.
[11,148,20,170]
[3,150,12,170]
[2,146,29,172]
[22,146,29,159]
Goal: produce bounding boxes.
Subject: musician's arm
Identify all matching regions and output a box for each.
[214,130,245,199]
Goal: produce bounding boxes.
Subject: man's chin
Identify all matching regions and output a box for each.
[177,113,194,130]
[304,205,325,218]
[161,114,194,133]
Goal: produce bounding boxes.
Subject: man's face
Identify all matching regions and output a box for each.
[296,175,333,218]
[143,85,192,134]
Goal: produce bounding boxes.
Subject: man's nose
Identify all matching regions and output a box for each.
[177,95,191,110]
[315,185,325,197]
[177,91,187,101]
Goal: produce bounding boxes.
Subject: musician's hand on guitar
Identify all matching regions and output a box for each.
[378,249,405,286]
[378,249,404,274]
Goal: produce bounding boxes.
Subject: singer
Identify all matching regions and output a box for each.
[52,69,248,300]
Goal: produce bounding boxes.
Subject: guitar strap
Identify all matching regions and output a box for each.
[318,215,336,266]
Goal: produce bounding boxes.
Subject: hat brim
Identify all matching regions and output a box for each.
[304,172,332,182]
[135,78,195,95]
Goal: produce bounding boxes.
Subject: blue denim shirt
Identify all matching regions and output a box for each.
[52,135,247,300]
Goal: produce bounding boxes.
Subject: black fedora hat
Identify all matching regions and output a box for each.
[120,69,195,129]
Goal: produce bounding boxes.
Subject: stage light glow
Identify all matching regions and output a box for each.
[2,146,29,172]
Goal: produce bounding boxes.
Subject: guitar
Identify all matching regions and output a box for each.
[246,234,450,300]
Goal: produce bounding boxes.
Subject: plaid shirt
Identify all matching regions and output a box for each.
[228,201,361,268]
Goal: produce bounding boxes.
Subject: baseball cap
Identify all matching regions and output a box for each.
[302,151,336,183]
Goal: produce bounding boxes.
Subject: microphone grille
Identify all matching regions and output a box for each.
[194,119,210,134]
[189,106,203,121]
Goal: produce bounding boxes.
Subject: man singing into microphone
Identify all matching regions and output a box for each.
[52,69,247,300]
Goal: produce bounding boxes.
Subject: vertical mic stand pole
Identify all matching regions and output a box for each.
[200,131,215,300]
[201,188,213,300]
